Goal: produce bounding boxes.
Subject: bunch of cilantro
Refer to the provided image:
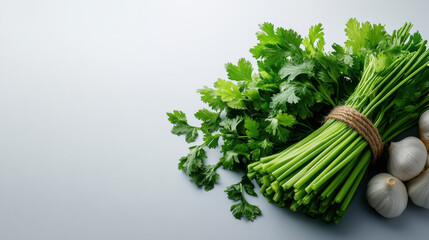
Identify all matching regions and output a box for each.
[167,19,381,221]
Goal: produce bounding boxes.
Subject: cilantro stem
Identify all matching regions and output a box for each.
[297,122,313,130]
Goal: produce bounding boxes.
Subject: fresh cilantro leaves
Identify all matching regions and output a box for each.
[279,60,315,82]
[225,58,254,81]
[190,163,221,191]
[215,79,247,109]
[194,109,221,133]
[177,144,221,191]
[265,113,297,141]
[244,117,260,139]
[344,18,388,55]
[303,23,325,55]
[167,110,200,143]
[197,86,226,111]
[178,145,206,175]
[250,22,303,67]
[225,177,261,221]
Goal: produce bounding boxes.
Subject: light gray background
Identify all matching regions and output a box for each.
[0,0,428,239]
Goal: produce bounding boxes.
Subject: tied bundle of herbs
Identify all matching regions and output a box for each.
[167,19,427,222]
[248,22,429,223]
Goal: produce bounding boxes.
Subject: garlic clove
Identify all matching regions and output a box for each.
[419,110,429,150]
[366,173,408,218]
[407,168,429,209]
[387,136,427,181]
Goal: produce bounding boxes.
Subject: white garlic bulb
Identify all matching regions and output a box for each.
[426,154,429,169]
[419,110,429,150]
[366,173,408,218]
[387,136,427,181]
[407,169,429,209]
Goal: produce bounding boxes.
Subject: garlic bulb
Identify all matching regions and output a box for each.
[387,136,427,181]
[426,154,429,169]
[419,110,429,150]
[407,169,429,209]
[366,173,408,218]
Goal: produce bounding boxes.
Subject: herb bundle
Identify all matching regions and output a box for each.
[248,22,429,223]
[167,19,428,222]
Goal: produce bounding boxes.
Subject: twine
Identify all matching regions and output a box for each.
[325,106,383,160]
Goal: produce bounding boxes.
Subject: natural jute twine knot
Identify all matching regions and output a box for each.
[325,106,383,161]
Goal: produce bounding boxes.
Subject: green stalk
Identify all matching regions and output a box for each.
[334,151,371,203]
[272,127,346,179]
[308,139,367,192]
[293,127,355,190]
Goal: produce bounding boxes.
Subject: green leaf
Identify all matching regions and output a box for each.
[250,23,303,66]
[219,116,243,133]
[319,82,335,100]
[230,199,261,221]
[276,27,303,52]
[316,55,341,82]
[247,138,273,158]
[345,18,367,53]
[303,23,325,55]
[271,82,315,119]
[170,124,193,135]
[271,86,300,106]
[215,79,247,109]
[167,110,199,143]
[405,31,424,52]
[258,139,273,155]
[167,110,187,124]
[365,23,387,49]
[244,117,260,138]
[374,53,391,73]
[194,108,220,123]
[279,60,314,82]
[265,118,279,136]
[343,54,354,67]
[225,183,242,201]
[277,127,291,142]
[225,179,261,221]
[195,109,221,133]
[226,58,254,81]
[178,145,206,176]
[345,18,387,54]
[276,113,297,127]
[243,88,262,101]
[234,144,250,161]
[197,86,227,111]
[203,133,221,149]
[221,151,239,170]
[255,22,277,44]
[185,128,199,143]
[265,114,295,142]
[250,148,261,160]
[265,118,290,142]
[241,176,257,196]
[190,164,220,191]
[219,135,249,167]
[317,70,334,83]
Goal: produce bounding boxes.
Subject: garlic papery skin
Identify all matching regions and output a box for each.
[387,136,427,181]
[407,169,429,209]
[366,173,408,218]
[419,110,429,150]
[426,153,429,169]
